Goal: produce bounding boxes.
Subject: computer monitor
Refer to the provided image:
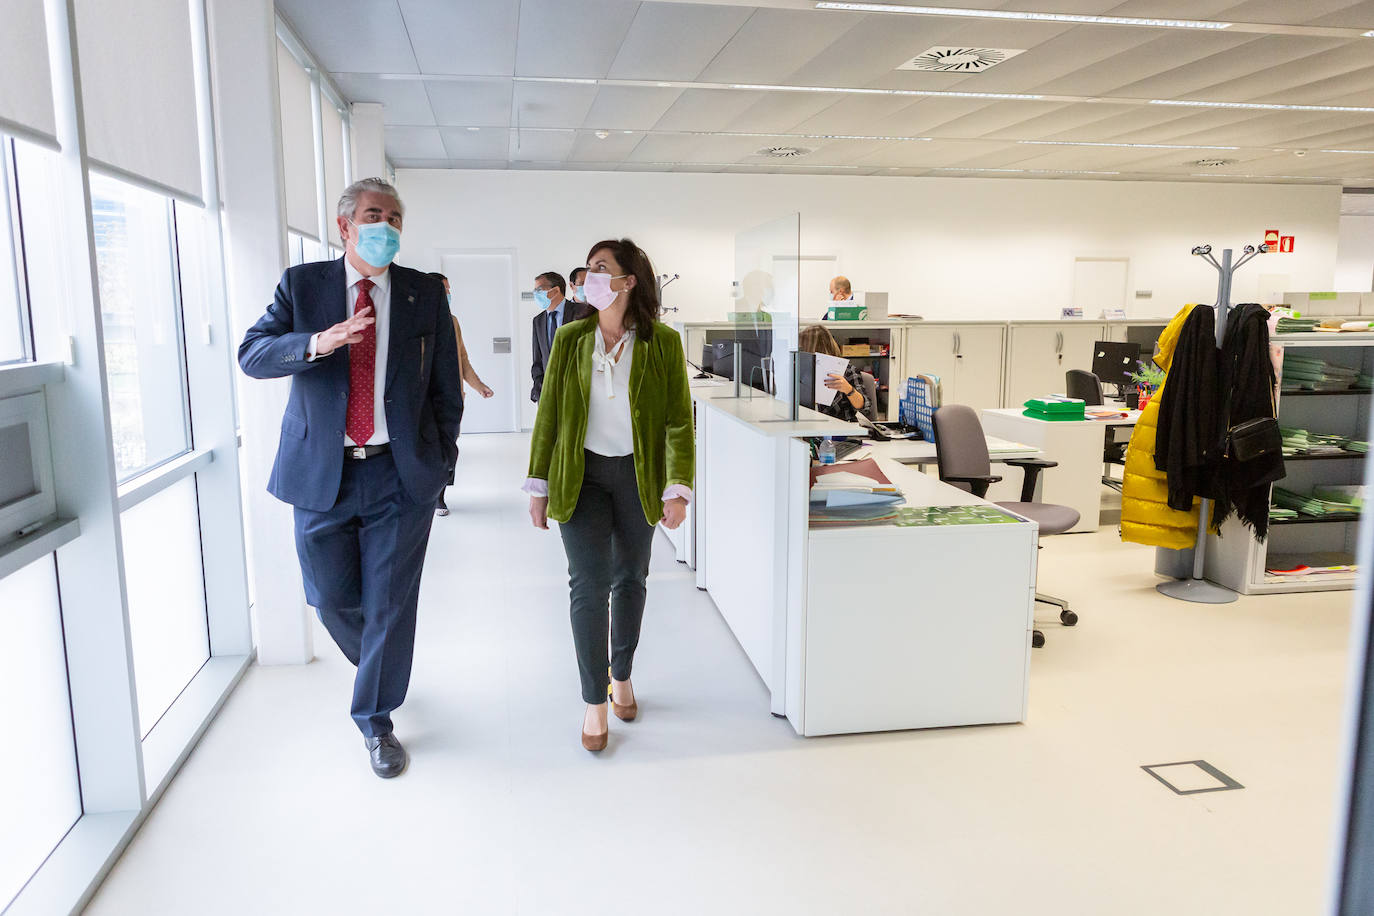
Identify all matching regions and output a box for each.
[1091,340,1141,392]
[703,337,772,393]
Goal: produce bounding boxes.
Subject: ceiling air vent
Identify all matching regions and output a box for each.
[1192,158,1238,168]
[898,47,1025,73]
[756,146,810,158]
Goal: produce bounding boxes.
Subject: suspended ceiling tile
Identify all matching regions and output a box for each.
[508,129,578,162]
[1196,40,1374,103]
[509,159,567,170]
[1109,34,1332,99]
[582,86,685,130]
[514,0,640,79]
[391,158,454,169]
[1212,0,1373,26]
[568,130,643,162]
[445,159,511,170]
[277,0,418,74]
[787,95,931,136]
[398,0,518,76]
[697,8,864,84]
[384,126,448,160]
[331,75,435,126]
[908,100,1085,140]
[720,92,848,133]
[606,3,754,81]
[425,79,513,126]
[511,81,600,129]
[439,127,510,160]
[1028,32,1262,97]
[652,88,769,132]
[626,132,766,163]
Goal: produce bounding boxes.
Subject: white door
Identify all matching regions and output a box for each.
[1072,258,1128,317]
[440,251,518,433]
[952,325,1006,412]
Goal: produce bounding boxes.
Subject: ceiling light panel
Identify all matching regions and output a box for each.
[1151,99,1374,113]
[816,3,1233,31]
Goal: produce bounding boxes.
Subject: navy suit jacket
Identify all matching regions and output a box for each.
[238,258,464,512]
[531,298,592,402]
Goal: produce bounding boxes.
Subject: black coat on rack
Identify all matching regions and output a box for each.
[1154,305,1222,511]
[1213,303,1285,539]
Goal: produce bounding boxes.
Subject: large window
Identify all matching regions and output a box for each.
[122,477,210,738]
[0,139,31,365]
[0,555,81,911]
[89,173,192,480]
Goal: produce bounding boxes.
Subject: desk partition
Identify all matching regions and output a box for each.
[732,214,799,403]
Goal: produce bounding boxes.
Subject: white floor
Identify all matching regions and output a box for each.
[84,433,1356,916]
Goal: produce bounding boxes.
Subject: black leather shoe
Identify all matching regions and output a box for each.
[365,733,408,778]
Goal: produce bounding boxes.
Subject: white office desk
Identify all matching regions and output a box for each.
[979,407,1140,534]
[864,434,1039,467]
[694,395,1038,736]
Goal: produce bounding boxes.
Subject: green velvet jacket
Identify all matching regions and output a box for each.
[527,316,695,525]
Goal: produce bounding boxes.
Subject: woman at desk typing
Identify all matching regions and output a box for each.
[799,325,868,422]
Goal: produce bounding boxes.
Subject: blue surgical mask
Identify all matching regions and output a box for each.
[573,286,585,301]
[534,289,552,309]
[349,220,401,268]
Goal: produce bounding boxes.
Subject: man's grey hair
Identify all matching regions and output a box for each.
[338,177,405,222]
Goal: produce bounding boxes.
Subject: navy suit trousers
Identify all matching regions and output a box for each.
[293,451,435,738]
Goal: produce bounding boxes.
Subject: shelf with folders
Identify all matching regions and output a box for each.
[1203,337,1373,594]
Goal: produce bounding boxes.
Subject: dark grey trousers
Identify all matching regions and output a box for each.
[558,451,656,703]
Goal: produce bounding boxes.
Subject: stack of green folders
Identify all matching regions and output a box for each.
[1281,428,1359,456]
[1272,486,1362,519]
[1276,316,1320,333]
[1282,354,1360,392]
[1023,397,1085,421]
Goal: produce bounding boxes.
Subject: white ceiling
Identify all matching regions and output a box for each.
[276,0,1374,185]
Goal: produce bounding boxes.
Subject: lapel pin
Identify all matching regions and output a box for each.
[408,295,415,302]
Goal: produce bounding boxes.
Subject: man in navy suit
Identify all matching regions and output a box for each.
[239,178,462,778]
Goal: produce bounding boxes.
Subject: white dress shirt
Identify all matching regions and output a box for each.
[310,260,391,446]
[583,327,634,457]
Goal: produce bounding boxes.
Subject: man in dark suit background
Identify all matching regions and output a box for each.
[530,271,591,402]
[238,177,462,779]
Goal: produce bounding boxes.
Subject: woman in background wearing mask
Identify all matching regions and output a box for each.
[430,272,493,516]
[524,239,694,752]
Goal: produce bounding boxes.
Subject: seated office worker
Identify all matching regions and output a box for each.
[799,325,868,422]
[428,271,494,517]
[829,275,853,301]
[238,178,463,780]
[530,271,591,402]
[524,238,694,753]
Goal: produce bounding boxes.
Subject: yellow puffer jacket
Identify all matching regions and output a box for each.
[1120,305,1202,549]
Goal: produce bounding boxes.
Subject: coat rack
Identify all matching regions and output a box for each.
[1157,242,1270,604]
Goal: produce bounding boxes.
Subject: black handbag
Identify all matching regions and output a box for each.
[1226,416,1281,462]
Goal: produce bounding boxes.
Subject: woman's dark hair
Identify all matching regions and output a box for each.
[586,238,659,340]
[799,325,842,357]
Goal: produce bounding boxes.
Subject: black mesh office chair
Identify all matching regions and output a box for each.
[933,404,1080,649]
[1066,369,1126,491]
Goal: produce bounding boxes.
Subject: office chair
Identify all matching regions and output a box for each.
[859,370,879,422]
[1065,369,1126,492]
[933,404,1080,649]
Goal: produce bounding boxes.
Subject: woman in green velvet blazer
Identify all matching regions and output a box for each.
[524,238,694,752]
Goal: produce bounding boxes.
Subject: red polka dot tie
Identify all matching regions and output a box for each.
[346,278,376,444]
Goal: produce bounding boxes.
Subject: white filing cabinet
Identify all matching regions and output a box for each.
[901,323,1006,414]
[1005,322,1106,407]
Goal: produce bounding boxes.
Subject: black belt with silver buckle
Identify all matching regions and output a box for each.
[346,443,390,460]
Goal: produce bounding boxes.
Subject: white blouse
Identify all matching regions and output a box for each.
[583,326,635,457]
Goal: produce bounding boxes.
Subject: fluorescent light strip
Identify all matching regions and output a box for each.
[1365,30,1374,37]
[513,76,597,85]
[815,2,1232,30]
[1018,139,1240,151]
[1152,99,1374,113]
[1322,149,1374,155]
[729,83,1044,102]
[932,167,1027,173]
[1190,173,1341,180]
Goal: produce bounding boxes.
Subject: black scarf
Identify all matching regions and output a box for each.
[1154,306,1222,510]
[1212,303,1284,540]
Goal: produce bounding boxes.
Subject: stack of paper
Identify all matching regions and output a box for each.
[1266,552,1358,577]
[1279,427,1360,456]
[813,353,849,408]
[1282,355,1359,391]
[1272,486,1362,518]
[810,459,905,524]
[1313,485,1365,509]
[1276,316,1320,334]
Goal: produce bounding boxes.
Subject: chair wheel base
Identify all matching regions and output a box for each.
[1061,609,1078,626]
[1032,630,1045,649]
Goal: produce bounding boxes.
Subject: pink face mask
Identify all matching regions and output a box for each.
[583,271,627,310]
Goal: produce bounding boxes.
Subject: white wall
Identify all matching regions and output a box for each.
[1337,215,1374,292]
[394,168,1340,427]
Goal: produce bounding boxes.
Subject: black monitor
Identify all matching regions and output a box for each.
[703,337,772,393]
[795,351,816,411]
[1091,340,1141,391]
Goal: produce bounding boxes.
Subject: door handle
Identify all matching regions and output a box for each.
[955,332,962,357]
[1055,331,1063,353]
